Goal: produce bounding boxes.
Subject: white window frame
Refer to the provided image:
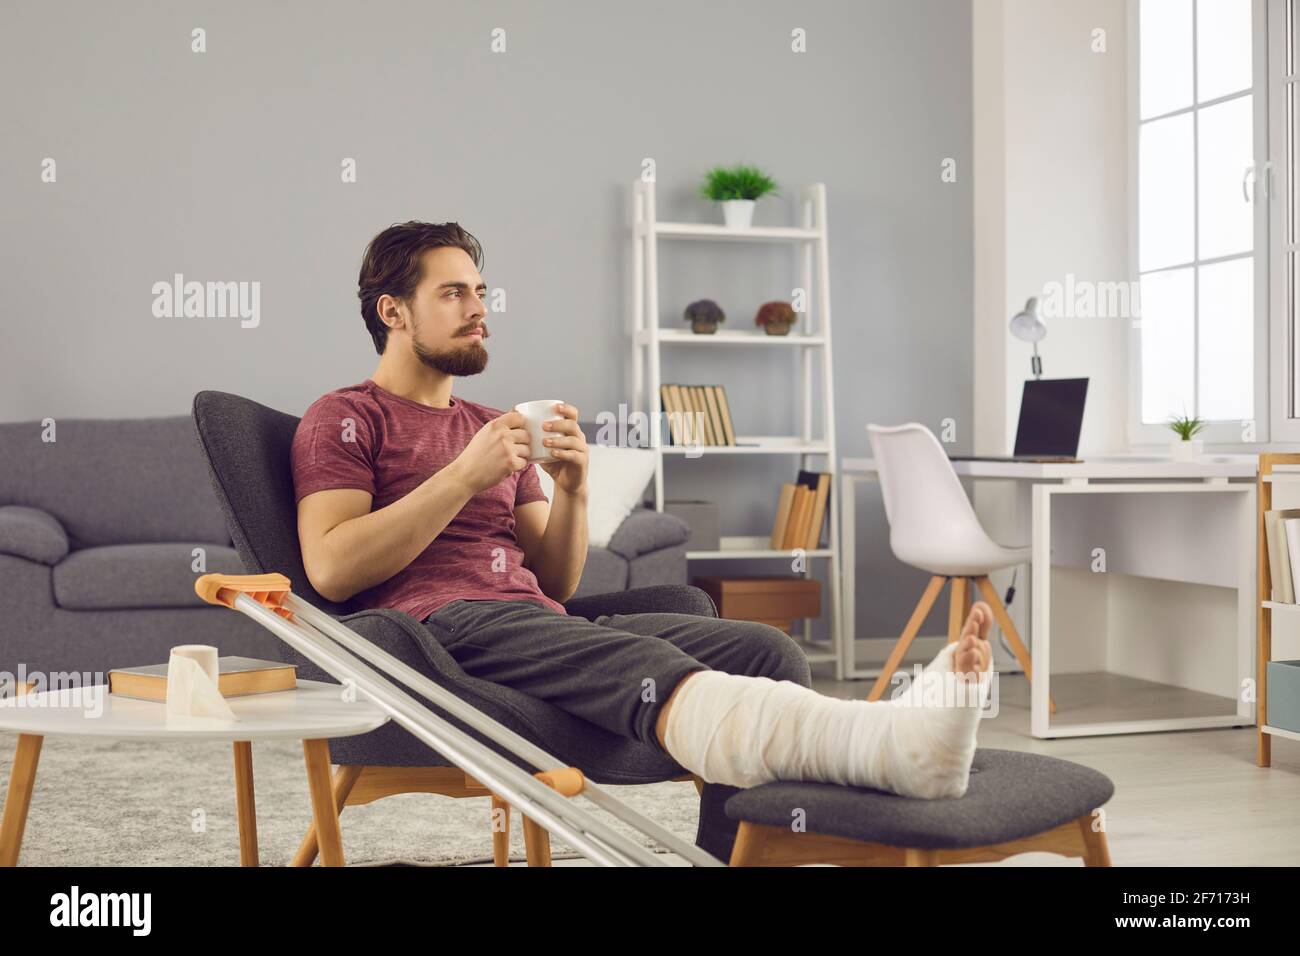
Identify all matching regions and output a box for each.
[1268,0,1300,441]
[1127,0,1271,447]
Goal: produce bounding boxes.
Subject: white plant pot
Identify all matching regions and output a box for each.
[1169,438,1204,461]
[721,199,755,229]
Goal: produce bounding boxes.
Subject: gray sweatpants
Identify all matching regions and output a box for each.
[422,597,812,749]
[421,597,813,861]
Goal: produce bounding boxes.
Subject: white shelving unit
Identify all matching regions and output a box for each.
[630,180,843,676]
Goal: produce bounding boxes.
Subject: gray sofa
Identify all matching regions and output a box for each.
[0,416,690,679]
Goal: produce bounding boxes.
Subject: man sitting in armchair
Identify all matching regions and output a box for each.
[290,221,994,860]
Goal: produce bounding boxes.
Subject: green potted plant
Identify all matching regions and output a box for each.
[755,300,797,336]
[684,298,725,334]
[699,164,779,229]
[1167,412,1207,461]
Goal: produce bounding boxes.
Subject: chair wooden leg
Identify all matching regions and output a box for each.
[232,741,258,867]
[522,816,553,867]
[948,577,968,643]
[868,576,948,701]
[491,795,511,867]
[974,576,1057,715]
[1077,815,1112,866]
[291,764,363,867]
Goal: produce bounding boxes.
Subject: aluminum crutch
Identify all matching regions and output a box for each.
[196,574,725,867]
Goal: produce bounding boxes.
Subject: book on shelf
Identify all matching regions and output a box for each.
[768,469,832,551]
[690,386,716,444]
[795,470,832,550]
[701,386,723,445]
[1286,518,1300,606]
[658,383,738,446]
[660,384,685,444]
[770,483,798,549]
[1264,509,1300,603]
[108,656,297,702]
[711,386,737,444]
[782,485,814,550]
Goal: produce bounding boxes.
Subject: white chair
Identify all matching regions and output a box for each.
[865,423,1055,713]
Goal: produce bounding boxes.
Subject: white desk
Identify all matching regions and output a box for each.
[838,454,1257,738]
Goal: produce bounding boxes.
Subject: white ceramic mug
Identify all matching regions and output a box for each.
[513,399,566,462]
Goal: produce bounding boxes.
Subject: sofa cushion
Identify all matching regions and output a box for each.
[572,546,629,597]
[605,507,690,561]
[534,444,658,548]
[52,543,246,610]
[0,506,70,565]
[0,417,233,548]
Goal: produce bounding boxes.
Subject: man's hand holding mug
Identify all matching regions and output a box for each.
[516,399,588,496]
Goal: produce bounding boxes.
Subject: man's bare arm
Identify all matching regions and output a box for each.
[515,491,588,603]
[297,467,476,603]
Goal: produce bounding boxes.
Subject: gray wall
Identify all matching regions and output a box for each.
[0,0,973,643]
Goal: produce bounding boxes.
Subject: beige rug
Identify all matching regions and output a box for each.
[0,731,703,866]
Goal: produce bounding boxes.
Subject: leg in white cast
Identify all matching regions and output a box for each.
[662,603,995,798]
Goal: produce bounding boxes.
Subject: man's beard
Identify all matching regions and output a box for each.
[411,334,488,376]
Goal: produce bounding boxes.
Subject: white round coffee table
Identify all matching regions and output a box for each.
[0,680,388,866]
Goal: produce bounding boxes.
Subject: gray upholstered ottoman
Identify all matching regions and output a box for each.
[723,748,1115,867]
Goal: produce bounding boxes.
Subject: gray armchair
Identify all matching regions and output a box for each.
[191,390,740,865]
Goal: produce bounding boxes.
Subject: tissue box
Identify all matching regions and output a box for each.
[1267,660,1300,734]
[661,500,720,551]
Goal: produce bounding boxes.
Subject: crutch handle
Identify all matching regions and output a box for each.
[196,572,295,618]
[535,767,586,797]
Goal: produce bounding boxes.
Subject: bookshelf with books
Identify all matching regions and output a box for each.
[630,179,843,675]
[1257,454,1300,766]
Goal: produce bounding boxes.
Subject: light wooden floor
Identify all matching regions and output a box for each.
[470,670,1300,866]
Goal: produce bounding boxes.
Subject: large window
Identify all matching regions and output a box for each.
[1269,0,1300,439]
[1133,0,1268,442]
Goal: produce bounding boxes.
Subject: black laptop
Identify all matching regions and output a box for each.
[950,378,1089,463]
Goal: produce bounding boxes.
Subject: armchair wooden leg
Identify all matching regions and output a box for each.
[522,816,553,867]
[291,763,363,867]
[491,795,511,867]
[974,576,1057,715]
[947,577,968,644]
[868,576,947,702]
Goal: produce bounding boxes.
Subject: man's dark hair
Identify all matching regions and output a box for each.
[357,221,484,354]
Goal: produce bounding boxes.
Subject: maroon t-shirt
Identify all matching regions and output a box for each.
[289,379,565,620]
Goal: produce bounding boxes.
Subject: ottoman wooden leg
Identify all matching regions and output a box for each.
[302,739,345,867]
[232,741,258,867]
[0,734,43,867]
[1077,814,1112,866]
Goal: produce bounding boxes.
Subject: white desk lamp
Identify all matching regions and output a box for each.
[1010,297,1046,379]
